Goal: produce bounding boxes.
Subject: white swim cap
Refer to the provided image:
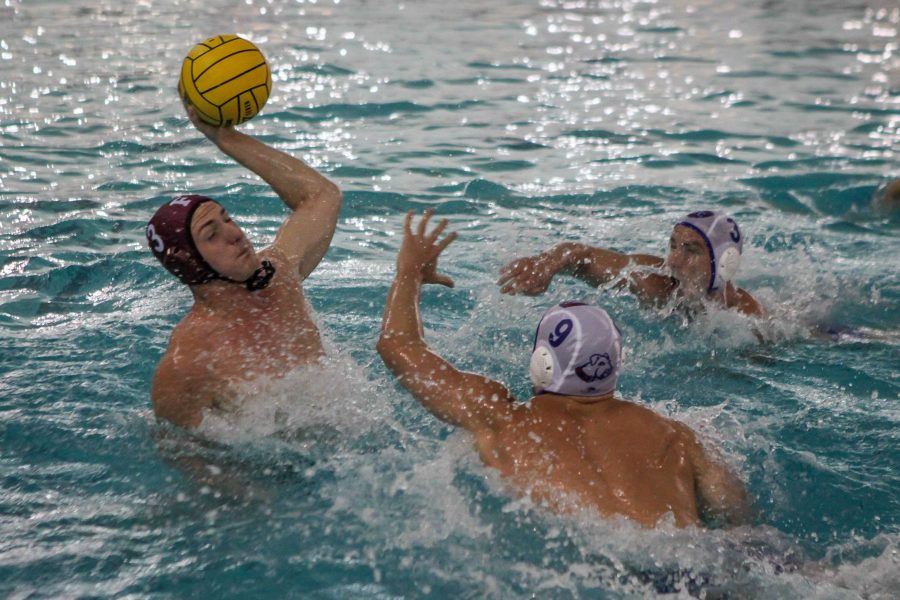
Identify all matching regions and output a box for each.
[530,302,623,397]
[676,210,743,292]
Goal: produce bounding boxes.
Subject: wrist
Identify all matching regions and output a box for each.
[210,126,239,149]
[396,262,424,283]
[551,242,581,269]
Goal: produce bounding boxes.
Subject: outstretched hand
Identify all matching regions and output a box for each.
[398,209,457,287]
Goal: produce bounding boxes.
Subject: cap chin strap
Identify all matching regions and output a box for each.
[243,260,276,291]
[215,259,276,291]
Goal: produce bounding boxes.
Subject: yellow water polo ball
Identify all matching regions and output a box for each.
[179,34,272,126]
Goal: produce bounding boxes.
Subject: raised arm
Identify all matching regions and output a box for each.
[185,106,341,279]
[377,210,515,433]
[498,242,663,295]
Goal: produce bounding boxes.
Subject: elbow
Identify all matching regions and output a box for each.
[376,338,405,378]
[290,178,342,213]
[376,334,391,359]
[376,334,398,367]
[377,334,422,375]
[322,179,342,210]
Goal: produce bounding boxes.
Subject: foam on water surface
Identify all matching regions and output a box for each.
[1,0,898,597]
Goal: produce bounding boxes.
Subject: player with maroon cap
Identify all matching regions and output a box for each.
[146,106,341,428]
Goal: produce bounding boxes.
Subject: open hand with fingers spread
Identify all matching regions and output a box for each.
[397,209,457,287]
[379,223,754,530]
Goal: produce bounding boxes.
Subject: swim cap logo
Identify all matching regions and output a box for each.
[574,353,613,383]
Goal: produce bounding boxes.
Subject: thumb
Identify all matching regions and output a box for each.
[435,274,455,288]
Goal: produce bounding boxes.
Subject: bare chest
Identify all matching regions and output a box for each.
[179,288,323,384]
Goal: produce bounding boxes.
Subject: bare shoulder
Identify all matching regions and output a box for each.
[260,244,288,266]
[150,318,218,428]
[607,400,692,439]
[626,270,677,307]
[665,417,702,445]
[729,286,765,317]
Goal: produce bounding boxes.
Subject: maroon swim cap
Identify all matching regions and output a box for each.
[146,195,219,285]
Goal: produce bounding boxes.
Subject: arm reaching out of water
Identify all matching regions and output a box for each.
[186,106,342,279]
[377,210,516,433]
[499,228,765,319]
[147,105,339,429]
[498,242,664,295]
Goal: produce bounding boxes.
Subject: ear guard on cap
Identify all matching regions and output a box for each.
[530,345,554,390]
[717,246,741,283]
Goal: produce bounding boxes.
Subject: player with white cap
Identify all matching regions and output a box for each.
[498,210,764,317]
[378,211,752,528]
[529,301,623,397]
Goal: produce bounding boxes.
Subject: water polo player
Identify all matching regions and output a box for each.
[498,210,765,318]
[377,211,752,528]
[146,106,342,428]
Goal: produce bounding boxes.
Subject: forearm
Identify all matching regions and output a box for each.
[376,268,446,412]
[379,266,426,346]
[550,242,588,269]
[211,128,337,211]
[559,243,662,287]
[548,242,614,285]
[377,270,510,430]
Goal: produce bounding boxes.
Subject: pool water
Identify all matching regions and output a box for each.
[1,0,898,597]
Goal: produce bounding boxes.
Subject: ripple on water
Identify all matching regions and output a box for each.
[1,0,898,596]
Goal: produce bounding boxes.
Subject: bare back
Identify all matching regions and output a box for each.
[151,248,324,427]
[377,211,751,529]
[478,396,701,527]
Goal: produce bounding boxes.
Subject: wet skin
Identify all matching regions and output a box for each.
[497,224,764,317]
[151,108,341,429]
[378,212,752,528]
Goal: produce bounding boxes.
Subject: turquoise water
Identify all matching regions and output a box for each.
[1,0,898,597]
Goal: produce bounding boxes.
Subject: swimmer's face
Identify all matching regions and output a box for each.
[666,225,711,296]
[190,202,260,282]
